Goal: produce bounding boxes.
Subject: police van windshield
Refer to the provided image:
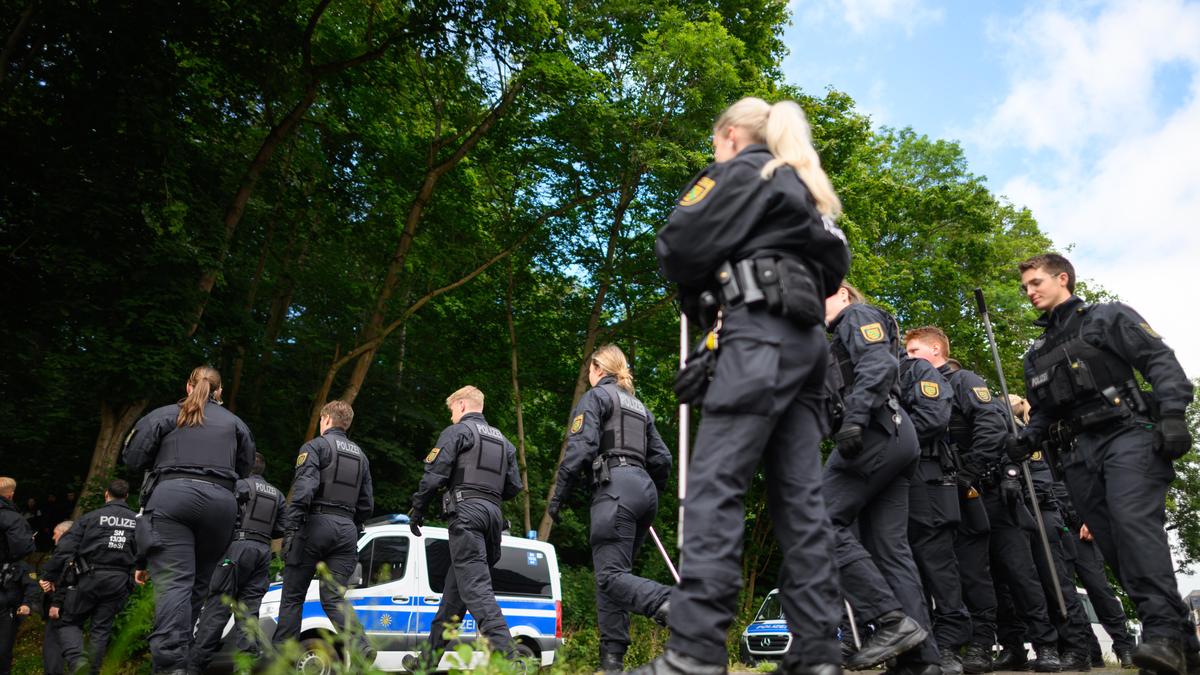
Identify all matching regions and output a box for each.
[755,593,785,622]
[425,540,552,598]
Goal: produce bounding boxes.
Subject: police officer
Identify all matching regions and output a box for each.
[188,452,285,673]
[1016,253,1195,675]
[0,541,38,674]
[38,479,138,674]
[123,366,255,674]
[0,478,35,567]
[547,345,673,672]
[905,327,1005,674]
[636,97,849,675]
[823,286,936,675]
[273,400,374,661]
[405,386,523,669]
[42,520,74,675]
[898,351,970,675]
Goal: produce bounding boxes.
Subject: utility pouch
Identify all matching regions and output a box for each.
[591,456,612,486]
[754,258,784,312]
[774,257,823,326]
[139,470,160,507]
[716,261,743,306]
[441,492,458,516]
[73,556,93,577]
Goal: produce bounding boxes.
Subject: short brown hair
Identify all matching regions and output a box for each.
[446,386,485,410]
[904,326,950,357]
[321,400,354,430]
[1019,253,1075,294]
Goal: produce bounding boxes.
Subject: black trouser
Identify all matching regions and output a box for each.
[983,489,1058,647]
[0,608,21,675]
[666,305,841,669]
[273,512,371,655]
[57,569,133,674]
[908,457,971,653]
[44,609,65,675]
[956,494,998,649]
[591,465,671,658]
[141,478,237,672]
[1065,525,1134,654]
[189,538,273,672]
[1027,507,1091,654]
[423,499,512,657]
[1061,422,1189,643]
[826,412,939,665]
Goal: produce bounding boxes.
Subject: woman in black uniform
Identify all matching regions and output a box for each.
[637,97,850,675]
[548,344,674,673]
[123,366,255,674]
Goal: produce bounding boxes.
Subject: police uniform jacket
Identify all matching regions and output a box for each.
[411,412,523,514]
[899,355,954,445]
[236,475,286,539]
[828,303,901,430]
[123,400,256,484]
[1022,296,1193,438]
[938,360,1007,483]
[657,144,850,321]
[41,500,137,583]
[0,496,34,564]
[0,559,39,610]
[282,427,374,530]
[553,376,673,504]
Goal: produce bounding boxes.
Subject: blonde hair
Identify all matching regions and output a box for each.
[713,97,842,217]
[0,477,13,498]
[591,344,634,394]
[840,282,865,304]
[321,400,354,430]
[1008,394,1031,425]
[446,386,485,411]
[178,366,221,428]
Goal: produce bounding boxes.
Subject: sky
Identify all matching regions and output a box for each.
[781,0,1200,380]
[779,0,1200,595]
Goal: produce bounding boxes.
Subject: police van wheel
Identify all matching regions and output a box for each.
[296,637,336,674]
[514,642,537,663]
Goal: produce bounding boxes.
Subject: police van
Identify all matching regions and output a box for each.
[242,514,561,672]
[739,589,791,665]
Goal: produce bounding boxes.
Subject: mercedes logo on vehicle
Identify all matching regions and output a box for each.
[762,637,772,647]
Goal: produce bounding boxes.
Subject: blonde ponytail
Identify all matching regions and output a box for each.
[761,101,842,217]
[590,344,635,394]
[177,365,222,428]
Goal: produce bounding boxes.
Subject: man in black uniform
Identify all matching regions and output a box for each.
[824,287,935,675]
[39,479,138,674]
[188,452,285,673]
[0,478,35,569]
[898,352,971,675]
[42,520,74,675]
[0,543,39,675]
[273,400,374,661]
[406,385,523,668]
[1016,253,1195,675]
[1060,497,1135,667]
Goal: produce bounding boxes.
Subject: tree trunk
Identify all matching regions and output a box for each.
[76,399,149,518]
[505,261,533,533]
[0,3,37,88]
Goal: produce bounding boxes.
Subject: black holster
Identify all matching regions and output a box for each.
[591,455,612,487]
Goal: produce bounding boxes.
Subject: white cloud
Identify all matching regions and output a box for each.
[977,0,1200,377]
[795,0,943,35]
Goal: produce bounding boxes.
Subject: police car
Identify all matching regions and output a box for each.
[243,514,561,672]
[739,589,790,665]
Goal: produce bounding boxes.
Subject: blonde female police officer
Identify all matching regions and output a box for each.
[636,97,850,675]
[123,366,256,674]
[547,345,673,673]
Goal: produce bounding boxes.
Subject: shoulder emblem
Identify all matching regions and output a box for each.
[678,177,716,207]
[1139,322,1162,339]
[859,322,885,343]
[920,381,940,398]
[294,452,308,467]
[1031,450,1043,462]
[570,414,584,434]
[28,572,37,580]
[972,387,992,403]
[424,447,441,464]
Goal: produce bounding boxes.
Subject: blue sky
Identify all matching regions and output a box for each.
[779,0,1200,380]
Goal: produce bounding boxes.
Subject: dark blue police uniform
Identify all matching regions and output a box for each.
[0,559,38,675]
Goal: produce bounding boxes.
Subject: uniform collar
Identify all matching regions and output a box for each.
[1034,295,1084,329]
[939,358,962,375]
[460,411,486,424]
[738,144,771,158]
[596,375,617,386]
[323,427,348,439]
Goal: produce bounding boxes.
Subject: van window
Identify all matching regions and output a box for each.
[425,540,552,598]
[359,536,409,587]
[755,594,784,621]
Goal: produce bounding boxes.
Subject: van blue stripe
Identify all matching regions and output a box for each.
[292,597,555,635]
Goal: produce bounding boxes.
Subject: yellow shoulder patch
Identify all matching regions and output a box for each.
[860,322,885,343]
[424,447,441,464]
[570,414,584,434]
[1031,450,1043,462]
[678,177,716,207]
[295,452,308,468]
[920,381,940,398]
[28,572,37,580]
[1139,322,1162,339]
[972,387,992,403]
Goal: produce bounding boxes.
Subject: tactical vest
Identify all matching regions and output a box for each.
[451,421,508,497]
[597,384,649,463]
[238,476,280,538]
[1026,305,1136,422]
[86,504,137,570]
[315,435,365,510]
[153,401,238,472]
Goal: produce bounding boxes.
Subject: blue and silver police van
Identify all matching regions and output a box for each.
[739,589,790,665]
[245,514,562,672]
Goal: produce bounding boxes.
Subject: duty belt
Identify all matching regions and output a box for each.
[449,488,501,506]
[158,472,235,493]
[311,503,355,518]
[603,454,645,470]
[234,530,273,544]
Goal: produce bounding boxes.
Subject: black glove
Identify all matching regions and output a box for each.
[834,424,864,458]
[956,468,977,494]
[1155,415,1193,460]
[1005,433,1031,463]
[281,530,297,562]
[999,465,1023,509]
[408,509,424,537]
[673,345,716,405]
[547,501,562,524]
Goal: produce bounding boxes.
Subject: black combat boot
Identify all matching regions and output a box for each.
[993,644,1027,670]
[1133,637,1184,675]
[962,644,994,674]
[1059,649,1092,672]
[941,650,964,675]
[626,649,728,675]
[1185,648,1200,675]
[1118,649,1134,669]
[1031,644,1062,673]
[652,600,670,627]
[845,612,928,671]
[601,651,626,674]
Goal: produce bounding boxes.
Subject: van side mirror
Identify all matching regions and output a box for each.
[348,562,363,588]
